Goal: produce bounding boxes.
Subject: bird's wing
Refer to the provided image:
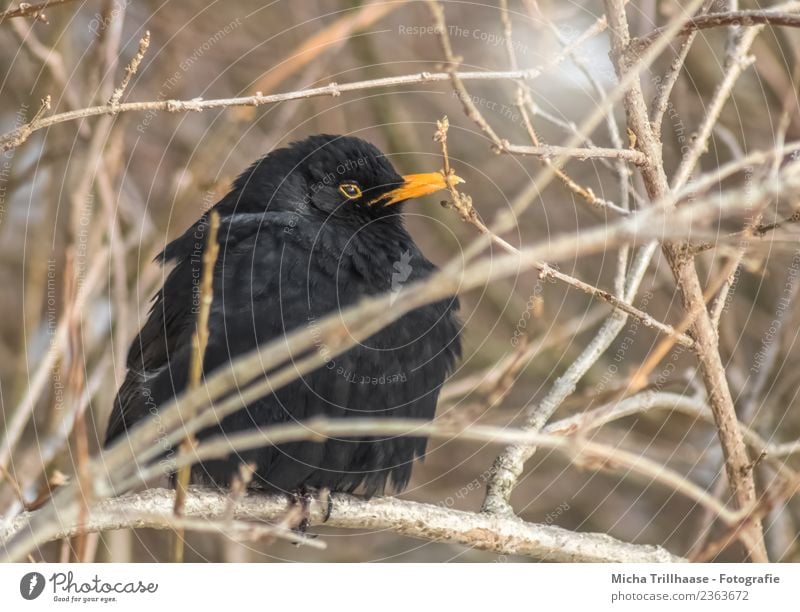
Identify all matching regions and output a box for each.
[105,211,301,445]
[104,255,198,444]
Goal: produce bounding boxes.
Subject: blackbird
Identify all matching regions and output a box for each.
[105,134,462,497]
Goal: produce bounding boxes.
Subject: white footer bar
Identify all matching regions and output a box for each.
[0,563,791,611]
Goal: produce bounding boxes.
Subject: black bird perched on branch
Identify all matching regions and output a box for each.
[105,134,462,498]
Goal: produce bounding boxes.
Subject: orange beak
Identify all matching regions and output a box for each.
[369,172,464,206]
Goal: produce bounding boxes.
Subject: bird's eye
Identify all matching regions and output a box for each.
[338,182,362,200]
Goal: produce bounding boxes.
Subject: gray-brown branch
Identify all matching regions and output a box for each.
[0,487,685,563]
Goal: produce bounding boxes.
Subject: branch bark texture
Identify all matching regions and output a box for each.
[0,487,685,563]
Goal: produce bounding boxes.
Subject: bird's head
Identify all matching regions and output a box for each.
[234,134,463,222]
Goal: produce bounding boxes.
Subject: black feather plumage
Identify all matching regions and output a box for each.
[105,134,461,496]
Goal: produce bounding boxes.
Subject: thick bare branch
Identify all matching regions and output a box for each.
[0,487,685,563]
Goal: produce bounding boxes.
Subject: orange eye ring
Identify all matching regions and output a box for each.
[338,182,362,200]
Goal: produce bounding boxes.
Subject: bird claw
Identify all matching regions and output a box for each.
[288,487,331,546]
[289,487,314,510]
[288,488,312,529]
[288,486,333,527]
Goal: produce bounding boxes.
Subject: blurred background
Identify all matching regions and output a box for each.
[1,0,800,561]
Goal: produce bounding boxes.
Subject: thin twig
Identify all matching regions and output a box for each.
[501,142,645,166]
[1,68,601,152]
[650,1,717,128]
[518,0,633,223]
[631,9,800,55]
[433,118,692,347]
[0,248,108,476]
[0,0,77,23]
[172,210,220,563]
[108,31,150,108]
